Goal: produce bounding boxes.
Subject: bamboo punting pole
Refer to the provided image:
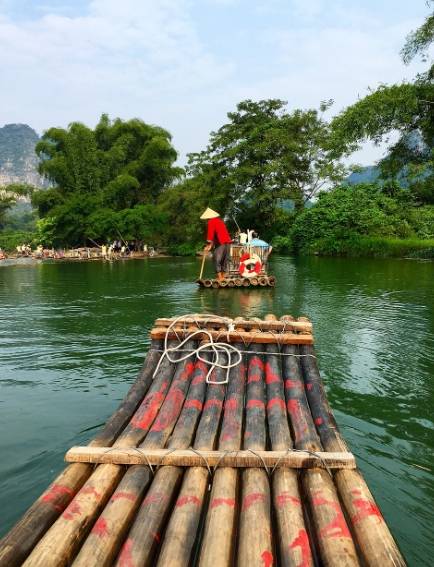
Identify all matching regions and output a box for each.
[299,335,406,566]
[22,342,181,567]
[114,351,210,567]
[238,343,274,567]
[262,313,314,567]
[151,327,313,345]
[156,361,228,567]
[72,341,198,567]
[199,250,207,280]
[0,339,163,567]
[155,317,312,333]
[198,340,245,566]
[280,316,360,567]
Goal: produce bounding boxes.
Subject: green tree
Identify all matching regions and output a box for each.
[32,115,182,246]
[0,194,15,230]
[291,183,416,253]
[188,99,346,235]
[0,184,35,230]
[158,176,225,250]
[332,5,434,204]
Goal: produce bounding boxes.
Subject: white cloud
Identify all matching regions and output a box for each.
[0,0,234,158]
[0,0,430,165]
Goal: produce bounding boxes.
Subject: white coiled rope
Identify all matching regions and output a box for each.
[152,314,243,384]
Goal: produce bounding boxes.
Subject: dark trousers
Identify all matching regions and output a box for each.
[213,243,229,273]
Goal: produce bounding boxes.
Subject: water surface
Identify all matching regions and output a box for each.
[0,256,433,565]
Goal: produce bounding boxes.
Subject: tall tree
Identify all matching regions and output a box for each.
[332,4,434,204]
[0,184,34,230]
[187,99,346,234]
[32,115,182,246]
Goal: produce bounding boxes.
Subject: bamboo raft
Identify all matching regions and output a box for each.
[198,275,276,288]
[0,314,406,567]
[198,244,276,288]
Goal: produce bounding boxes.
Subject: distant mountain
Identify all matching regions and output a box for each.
[346,165,380,185]
[0,123,47,187]
[346,132,427,187]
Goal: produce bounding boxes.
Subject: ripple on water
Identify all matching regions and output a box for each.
[0,257,433,565]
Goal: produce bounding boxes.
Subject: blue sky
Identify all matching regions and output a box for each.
[0,0,431,164]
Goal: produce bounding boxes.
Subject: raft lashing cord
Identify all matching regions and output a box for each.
[152,314,243,384]
[152,313,316,385]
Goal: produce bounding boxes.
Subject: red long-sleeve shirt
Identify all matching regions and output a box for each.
[206,218,232,246]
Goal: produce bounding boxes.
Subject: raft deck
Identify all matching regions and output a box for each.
[0,314,406,567]
[198,275,276,288]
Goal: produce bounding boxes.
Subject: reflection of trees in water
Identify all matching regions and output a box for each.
[197,287,275,318]
[282,256,434,464]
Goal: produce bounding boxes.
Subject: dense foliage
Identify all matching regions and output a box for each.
[0,184,34,231]
[187,99,346,239]
[31,115,181,246]
[291,183,434,255]
[332,5,434,206]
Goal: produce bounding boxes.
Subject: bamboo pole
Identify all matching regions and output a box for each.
[0,340,163,567]
[72,341,198,567]
[281,316,360,567]
[282,344,321,451]
[262,314,315,567]
[238,343,274,567]
[114,351,211,567]
[154,317,312,337]
[156,359,228,567]
[151,327,314,345]
[22,342,181,567]
[199,250,207,280]
[300,336,406,567]
[66,447,356,469]
[198,339,245,566]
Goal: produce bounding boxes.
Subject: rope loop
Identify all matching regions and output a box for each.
[152,314,243,384]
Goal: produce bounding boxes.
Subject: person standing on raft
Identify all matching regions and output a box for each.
[200,208,232,282]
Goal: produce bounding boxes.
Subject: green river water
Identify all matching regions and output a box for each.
[0,256,433,565]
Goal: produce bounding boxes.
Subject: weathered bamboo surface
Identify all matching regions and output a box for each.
[0,314,406,567]
[65,447,357,469]
[155,316,312,333]
[151,327,314,345]
[198,275,276,288]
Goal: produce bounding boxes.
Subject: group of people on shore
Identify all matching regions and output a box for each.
[100,241,154,260]
[0,240,156,262]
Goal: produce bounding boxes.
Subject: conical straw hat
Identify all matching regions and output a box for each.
[200,207,220,220]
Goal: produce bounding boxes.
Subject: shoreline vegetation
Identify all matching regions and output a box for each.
[1,236,433,263]
[1,11,433,261]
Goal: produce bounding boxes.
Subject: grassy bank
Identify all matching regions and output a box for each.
[302,236,434,258]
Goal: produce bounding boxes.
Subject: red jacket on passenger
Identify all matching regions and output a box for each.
[206,218,232,246]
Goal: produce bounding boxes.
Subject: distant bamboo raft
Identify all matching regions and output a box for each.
[198,275,276,288]
[0,315,406,567]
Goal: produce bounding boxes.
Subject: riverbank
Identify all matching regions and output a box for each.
[0,253,168,267]
[297,236,434,258]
